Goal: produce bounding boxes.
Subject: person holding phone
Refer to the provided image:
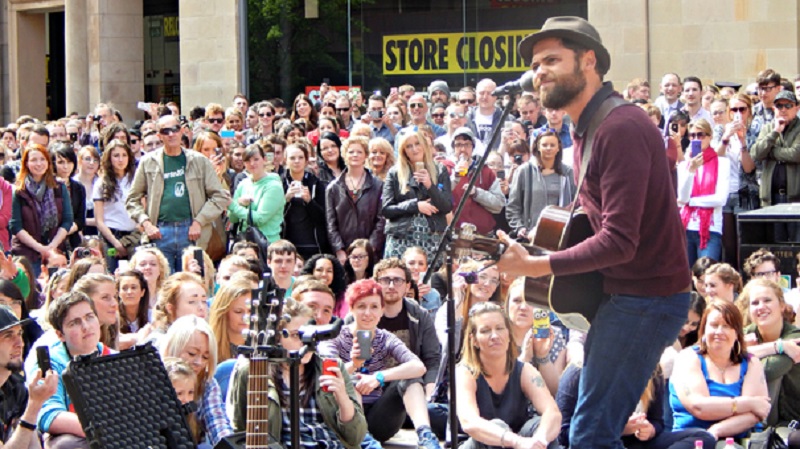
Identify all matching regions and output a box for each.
[326,136,385,266]
[228,142,285,244]
[228,298,367,449]
[678,119,730,267]
[507,130,575,241]
[382,129,452,263]
[319,280,436,448]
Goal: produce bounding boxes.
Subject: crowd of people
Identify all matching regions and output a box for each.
[0,40,797,449]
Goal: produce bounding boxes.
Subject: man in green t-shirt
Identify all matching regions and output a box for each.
[126,115,230,272]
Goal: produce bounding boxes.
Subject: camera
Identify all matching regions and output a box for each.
[670,122,679,133]
[514,154,523,165]
[92,115,101,122]
[74,247,92,259]
[69,133,78,142]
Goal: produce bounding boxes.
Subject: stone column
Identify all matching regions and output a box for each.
[7,5,47,119]
[65,0,89,116]
[179,0,242,109]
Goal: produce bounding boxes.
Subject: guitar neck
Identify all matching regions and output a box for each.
[245,357,272,447]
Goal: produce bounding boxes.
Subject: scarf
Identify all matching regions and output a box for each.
[24,175,59,236]
[680,147,718,249]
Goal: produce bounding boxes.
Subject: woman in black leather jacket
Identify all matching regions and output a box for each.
[382,129,452,263]
[281,143,330,260]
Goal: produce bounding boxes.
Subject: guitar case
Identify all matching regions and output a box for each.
[62,343,197,449]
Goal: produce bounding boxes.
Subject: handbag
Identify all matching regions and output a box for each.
[206,220,227,262]
[240,205,270,267]
[749,426,789,449]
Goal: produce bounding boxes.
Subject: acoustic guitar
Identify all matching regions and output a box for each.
[243,277,286,449]
[454,205,603,332]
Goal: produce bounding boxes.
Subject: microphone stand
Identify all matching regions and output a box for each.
[421,94,518,447]
[287,347,309,449]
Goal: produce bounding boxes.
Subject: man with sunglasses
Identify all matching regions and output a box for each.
[406,93,445,138]
[751,90,800,242]
[204,103,226,134]
[367,94,400,145]
[126,114,231,273]
[336,96,355,131]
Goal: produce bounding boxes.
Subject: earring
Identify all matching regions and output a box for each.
[733,340,742,357]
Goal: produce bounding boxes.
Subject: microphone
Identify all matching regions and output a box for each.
[297,319,343,345]
[492,71,536,96]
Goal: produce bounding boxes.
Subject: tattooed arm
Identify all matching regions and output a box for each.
[520,363,561,445]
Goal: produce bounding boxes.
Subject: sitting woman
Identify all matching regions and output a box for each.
[557,363,716,449]
[229,298,367,449]
[703,263,742,303]
[319,279,436,448]
[669,299,770,447]
[160,315,233,447]
[741,279,800,428]
[506,277,566,397]
[301,254,348,318]
[456,302,561,449]
[208,276,253,364]
[117,270,150,348]
[145,272,208,347]
[344,239,376,286]
[130,246,171,310]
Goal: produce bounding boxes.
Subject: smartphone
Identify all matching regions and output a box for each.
[532,309,550,339]
[214,147,222,156]
[37,346,51,374]
[137,101,150,112]
[734,111,742,122]
[194,248,205,278]
[220,130,235,139]
[415,161,425,172]
[265,152,275,163]
[390,87,398,96]
[47,267,58,278]
[356,330,372,360]
[496,169,506,180]
[321,358,337,392]
[670,122,679,134]
[69,132,78,142]
[690,140,702,158]
[369,110,384,120]
[118,260,130,272]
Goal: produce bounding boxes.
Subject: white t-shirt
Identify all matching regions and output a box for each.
[92,175,137,232]
[474,112,494,144]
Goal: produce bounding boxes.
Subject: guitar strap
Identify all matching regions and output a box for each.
[568,95,629,220]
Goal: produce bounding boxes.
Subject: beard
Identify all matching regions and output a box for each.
[5,360,22,372]
[538,64,587,110]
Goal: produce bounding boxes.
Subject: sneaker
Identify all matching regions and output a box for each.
[417,425,441,449]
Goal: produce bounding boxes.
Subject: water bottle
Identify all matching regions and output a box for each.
[694,440,703,449]
[723,437,735,449]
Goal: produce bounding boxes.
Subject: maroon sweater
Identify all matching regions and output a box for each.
[549,84,690,297]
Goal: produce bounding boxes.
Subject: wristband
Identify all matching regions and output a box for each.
[500,430,509,448]
[721,139,730,145]
[18,420,36,431]
[731,397,737,415]
[375,371,385,388]
[533,355,550,366]
[778,339,785,355]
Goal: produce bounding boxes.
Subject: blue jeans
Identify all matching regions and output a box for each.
[156,220,192,274]
[569,292,690,449]
[686,230,722,268]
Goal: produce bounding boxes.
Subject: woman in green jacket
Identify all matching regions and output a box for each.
[228,142,285,243]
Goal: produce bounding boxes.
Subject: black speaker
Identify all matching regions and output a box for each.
[62,343,196,449]
[213,431,282,449]
[738,204,800,285]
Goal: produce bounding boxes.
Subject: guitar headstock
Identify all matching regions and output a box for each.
[242,273,287,357]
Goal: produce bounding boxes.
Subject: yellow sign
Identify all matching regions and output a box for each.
[164,16,179,38]
[383,29,536,75]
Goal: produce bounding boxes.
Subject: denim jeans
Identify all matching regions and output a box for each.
[686,230,722,268]
[568,292,690,449]
[156,219,192,274]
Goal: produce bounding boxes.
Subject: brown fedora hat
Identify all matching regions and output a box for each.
[518,16,611,75]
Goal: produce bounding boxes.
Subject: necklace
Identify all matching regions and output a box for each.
[346,171,366,197]
[708,355,732,380]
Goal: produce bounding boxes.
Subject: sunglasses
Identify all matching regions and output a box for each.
[775,102,795,110]
[688,132,707,139]
[159,126,180,136]
[336,108,350,112]
[460,99,475,105]
[258,112,273,117]
[207,118,224,124]
[409,103,425,109]
[431,113,445,119]
[729,107,748,113]
[130,139,140,145]
[449,112,466,119]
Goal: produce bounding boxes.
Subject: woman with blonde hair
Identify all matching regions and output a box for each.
[130,246,170,309]
[208,276,253,363]
[161,315,233,446]
[193,131,230,191]
[382,129,452,261]
[147,272,208,347]
[72,273,120,349]
[678,119,730,266]
[456,302,561,449]
[367,137,396,181]
[704,263,743,303]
